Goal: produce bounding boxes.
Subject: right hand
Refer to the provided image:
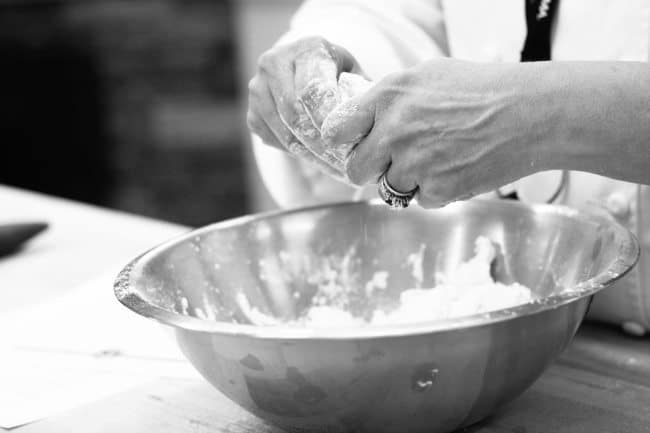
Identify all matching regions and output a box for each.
[247,36,363,181]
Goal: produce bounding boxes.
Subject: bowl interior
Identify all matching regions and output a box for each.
[117,200,637,335]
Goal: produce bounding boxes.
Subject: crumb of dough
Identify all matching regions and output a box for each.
[365,271,389,297]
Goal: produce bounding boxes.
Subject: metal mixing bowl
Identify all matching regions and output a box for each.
[114,200,638,433]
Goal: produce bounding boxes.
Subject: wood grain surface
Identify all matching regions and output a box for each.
[11,323,650,433]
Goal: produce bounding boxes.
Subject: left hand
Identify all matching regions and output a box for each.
[321,58,551,208]
[247,36,365,182]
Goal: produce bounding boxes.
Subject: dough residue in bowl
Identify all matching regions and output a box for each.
[238,237,534,328]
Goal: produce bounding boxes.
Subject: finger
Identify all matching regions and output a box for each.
[294,48,340,129]
[258,120,342,182]
[261,43,351,177]
[262,58,335,161]
[416,188,452,210]
[294,42,360,130]
[268,116,347,181]
[274,86,349,174]
[329,44,359,75]
[289,99,337,161]
[259,85,346,180]
[416,174,471,209]
[415,192,444,209]
[343,126,391,186]
[251,77,343,179]
[247,111,283,150]
[248,77,297,151]
[261,54,303,138]
[337,72,374,101]
[248,77,285,151]
[311,72,374,164]
[284,139,347,181]
[383,162,419,196]
[321,92,376,147]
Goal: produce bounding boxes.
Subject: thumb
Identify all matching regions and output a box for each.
[321,93,375,146]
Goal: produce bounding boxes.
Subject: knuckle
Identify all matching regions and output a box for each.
[421,180,453,207]
[257,50,278,71]
[417,188,443,209]
[376,72,411,103]
[279,104,300,130]
[344,155,373,186]
[417,196,438,209]
[384,135,403,155]
[246,112,262,133]
[301,35,327,48]
[247,77,260,94]
[344,154,363,185]
[295,36,332,59]
[247,80,267,104]
[245,110,256,127]
[379,72,403,91]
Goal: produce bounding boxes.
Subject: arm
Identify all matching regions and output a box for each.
[251,0,449,208]
[320,59,650,207]
[530,61,650,185]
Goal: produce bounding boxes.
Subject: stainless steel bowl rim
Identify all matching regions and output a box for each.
[114,200,639,340]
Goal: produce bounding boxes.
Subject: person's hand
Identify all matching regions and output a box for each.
[247,36,364,181]
[321,59,551,208]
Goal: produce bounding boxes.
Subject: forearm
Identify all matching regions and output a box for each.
[531,61,650,185]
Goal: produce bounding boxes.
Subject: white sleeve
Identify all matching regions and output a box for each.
[281,0,448,79]
[255,0,448,209]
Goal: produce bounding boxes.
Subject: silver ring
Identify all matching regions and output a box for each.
[377,173,418,209]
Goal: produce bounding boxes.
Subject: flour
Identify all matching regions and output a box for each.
[337,72,374,102]
[290,72,374,177]
[238,237,535,328]
[323,73,375,163]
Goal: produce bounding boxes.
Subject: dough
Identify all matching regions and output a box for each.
[238,237,534,328]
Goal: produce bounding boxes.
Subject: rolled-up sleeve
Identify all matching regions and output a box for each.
[254,0,448,208]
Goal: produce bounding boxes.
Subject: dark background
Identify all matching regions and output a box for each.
[0,0,248,226]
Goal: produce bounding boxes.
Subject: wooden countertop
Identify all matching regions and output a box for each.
[8,324,650,433]
[2,185,649,433]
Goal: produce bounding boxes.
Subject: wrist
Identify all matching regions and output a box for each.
[513,61,648,179]
[511,62,580,175]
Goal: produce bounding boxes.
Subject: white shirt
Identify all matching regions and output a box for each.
[253,0,650,333]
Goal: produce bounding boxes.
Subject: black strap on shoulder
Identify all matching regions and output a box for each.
[500,0,560,201]
[520,0,560,62]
